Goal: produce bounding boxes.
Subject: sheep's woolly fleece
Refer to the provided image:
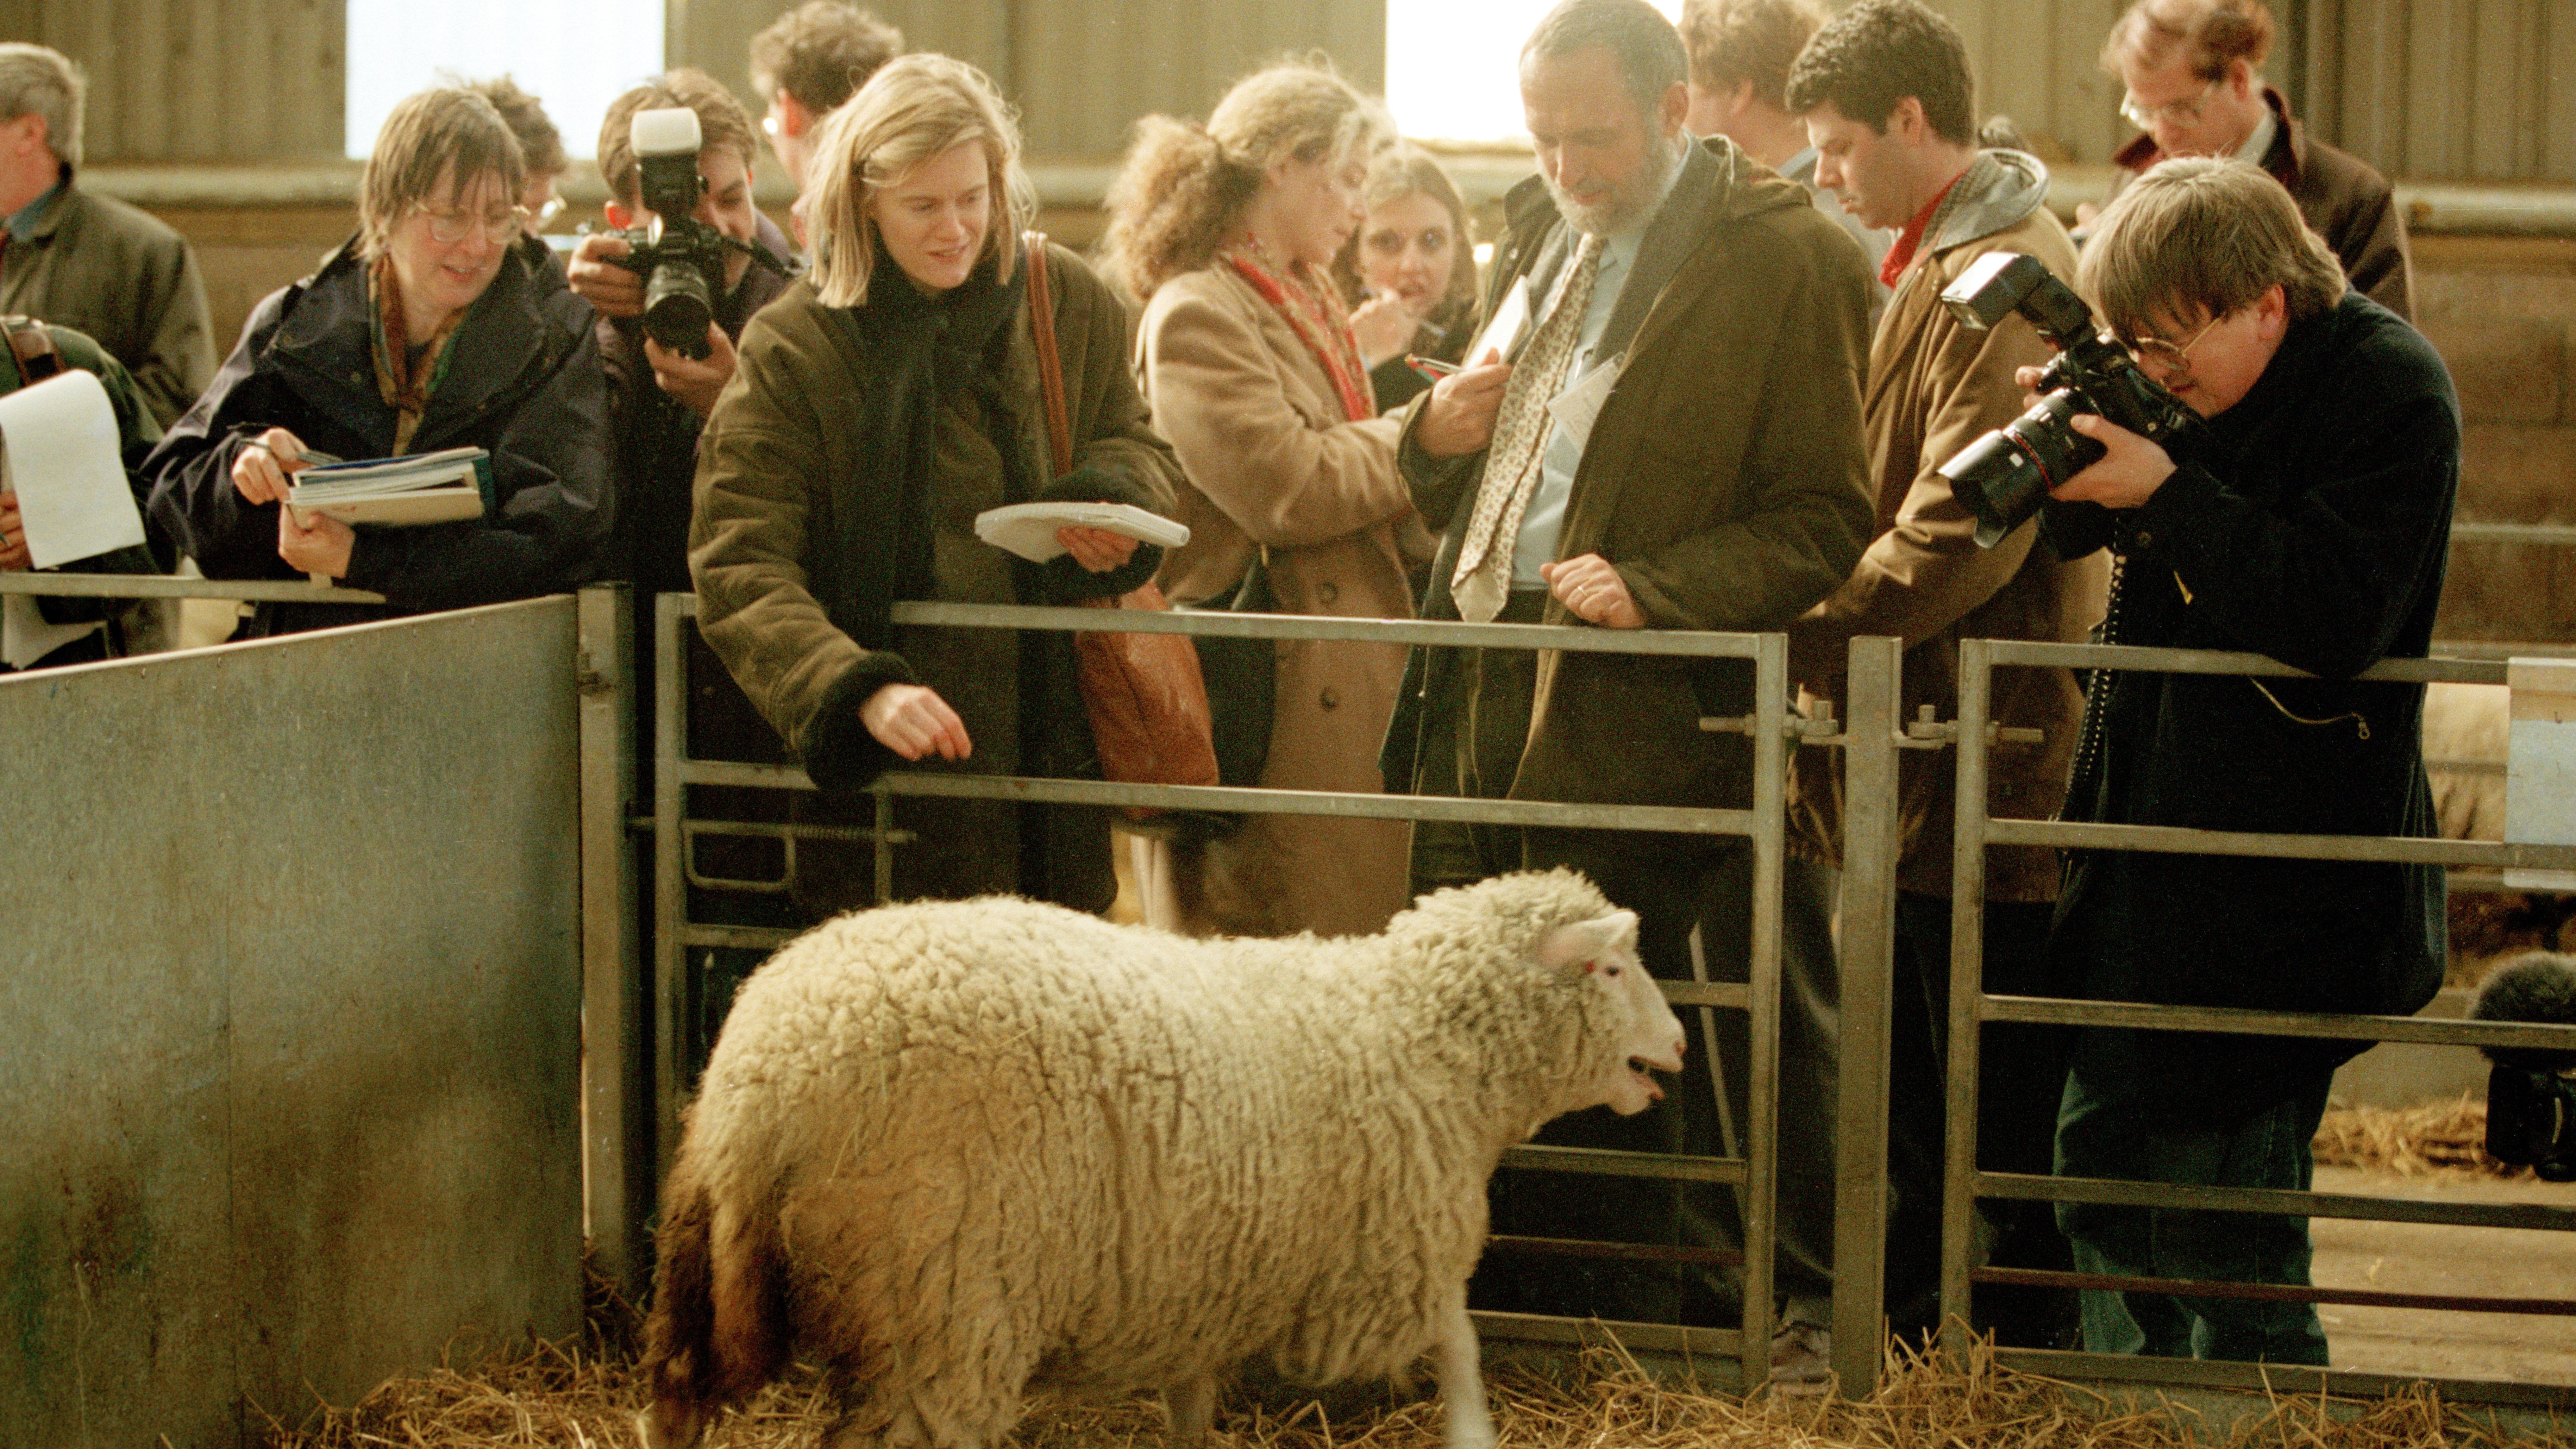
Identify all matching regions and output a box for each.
[671,870,1645,1429]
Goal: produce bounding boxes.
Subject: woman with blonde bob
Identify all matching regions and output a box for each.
[688,54,1183,913]
[1101,62,1428,941]
[145,86,608,637]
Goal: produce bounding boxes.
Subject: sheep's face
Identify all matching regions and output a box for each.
[1534,909,1685,1115]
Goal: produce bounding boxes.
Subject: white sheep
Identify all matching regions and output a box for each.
[639,869,1688,1449]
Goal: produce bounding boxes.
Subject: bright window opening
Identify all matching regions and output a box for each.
[1386,0,1685,143]
[346,0,665,160]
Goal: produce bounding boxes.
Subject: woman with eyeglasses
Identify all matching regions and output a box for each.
[144,86,609,637]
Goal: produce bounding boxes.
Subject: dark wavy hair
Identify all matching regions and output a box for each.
[1782,0,1974,147]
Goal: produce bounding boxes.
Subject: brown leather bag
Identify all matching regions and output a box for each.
[1024,234,1219,810]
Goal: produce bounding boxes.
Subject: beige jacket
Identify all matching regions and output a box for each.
[1787,153,2109,901]
[1138,264,1428,937]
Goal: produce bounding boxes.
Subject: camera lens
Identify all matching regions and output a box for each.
[1939,391,2103,546]
[643,261,715,359]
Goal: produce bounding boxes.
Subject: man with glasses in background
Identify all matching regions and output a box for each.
[2031,156,2455,1364]
[2093,0,2410,318]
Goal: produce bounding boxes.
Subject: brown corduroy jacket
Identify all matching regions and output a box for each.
[1787,151,2110,902]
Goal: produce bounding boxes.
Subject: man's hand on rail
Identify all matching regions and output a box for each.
[1543,554,1644,629]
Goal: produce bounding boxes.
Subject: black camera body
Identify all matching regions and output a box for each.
[2472,952,2576,1181]
[605,107,788,360]
[1934,251,2204,547]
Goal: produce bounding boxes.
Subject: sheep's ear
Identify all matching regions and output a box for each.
[1534,909,1640,974]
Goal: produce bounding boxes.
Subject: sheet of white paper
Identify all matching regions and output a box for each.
[1546,354,1623,454]
[1466,276,1532,366]
[0,369,143,570]
[1,590,98,667]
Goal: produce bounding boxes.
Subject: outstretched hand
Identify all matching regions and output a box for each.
[862,681,972,762]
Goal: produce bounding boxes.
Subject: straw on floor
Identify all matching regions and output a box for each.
[258,1332,2566,1449]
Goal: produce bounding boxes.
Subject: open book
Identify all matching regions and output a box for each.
[974,501,1190,564]
[286,446,491,527]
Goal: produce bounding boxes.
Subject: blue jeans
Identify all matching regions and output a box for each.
[2053,1032,2333,1364]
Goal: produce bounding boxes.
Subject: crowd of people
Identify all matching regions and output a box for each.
[1,0,2455,1390]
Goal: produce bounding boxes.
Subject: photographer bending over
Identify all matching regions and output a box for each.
[2037,157,2456,1364]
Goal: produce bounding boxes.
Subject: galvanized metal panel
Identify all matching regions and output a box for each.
[0,597,583,1446]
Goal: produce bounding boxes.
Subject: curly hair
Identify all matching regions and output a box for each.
[1676,0,1825,111]
[2102,0,2274,81]
[1099,60,1389,301]
[1782,0,1974,147]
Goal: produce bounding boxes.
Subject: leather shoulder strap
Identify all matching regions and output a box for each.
[0,315,60,384]
[1022,232,1072,478]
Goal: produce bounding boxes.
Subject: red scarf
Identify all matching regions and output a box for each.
[1218,237,1374,423]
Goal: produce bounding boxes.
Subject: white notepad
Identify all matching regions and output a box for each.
[974,502,1190,563]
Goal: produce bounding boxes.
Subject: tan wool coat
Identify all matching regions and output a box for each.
[1786,153,2110,901]
[1137,263,1430,938]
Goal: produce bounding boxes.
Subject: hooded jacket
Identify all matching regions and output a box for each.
[1788,149,2109,900]
[143,236,611,637]
[1384,134,1874,812]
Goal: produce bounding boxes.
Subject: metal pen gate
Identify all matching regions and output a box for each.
[647,593,1803,1386]
[1941,636,2576,1409]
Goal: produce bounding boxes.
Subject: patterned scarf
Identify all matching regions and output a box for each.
[368,254,469,454]
[1218,235,1374,423]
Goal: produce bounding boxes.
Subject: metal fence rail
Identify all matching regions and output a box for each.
[1945,636,2576,1406]
[651,593,1797,1382]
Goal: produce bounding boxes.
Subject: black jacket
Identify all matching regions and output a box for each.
[2045,290,2457,1120]
[143,237,610,636]
[601,210,798,597]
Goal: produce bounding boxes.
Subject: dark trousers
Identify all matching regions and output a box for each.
[2055,1034,2334,1364]
[1411,591,1838,1326]
[1884,890,2077,1345]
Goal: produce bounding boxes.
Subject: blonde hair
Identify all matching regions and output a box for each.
[1100,60,1391,300]
[803,53,1035,308]
[359,87,526,261]
[1330,145,1481,323]
[2078,157,2344,341]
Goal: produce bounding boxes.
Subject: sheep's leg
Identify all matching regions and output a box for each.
[1435,1304,1497,1449]
[1162,1372,1217,1448]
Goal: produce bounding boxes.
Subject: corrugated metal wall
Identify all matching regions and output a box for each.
[0,0,345,162]
[670,0,1383,161]
[1,0,2560,179]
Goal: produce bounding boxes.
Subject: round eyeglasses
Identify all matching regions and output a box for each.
[2124,310,2227,375]
[2120,77,2221,132]
[416,203,533,245]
